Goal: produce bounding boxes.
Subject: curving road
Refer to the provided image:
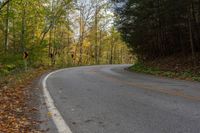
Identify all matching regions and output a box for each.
[43,65,200,133]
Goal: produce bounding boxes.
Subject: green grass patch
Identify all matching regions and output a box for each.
[129,62,200,82]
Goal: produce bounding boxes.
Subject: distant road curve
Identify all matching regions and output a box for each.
[43,65,200,133]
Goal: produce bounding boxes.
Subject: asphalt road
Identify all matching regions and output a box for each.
[44,65,200,133]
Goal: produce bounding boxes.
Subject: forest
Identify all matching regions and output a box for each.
[1,0,200,132]
[0,0,132,77]
[1,0,200,78]
[115,0,200,72]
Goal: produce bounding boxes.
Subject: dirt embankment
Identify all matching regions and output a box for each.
[131,54,200,81]
[144,54,200,73]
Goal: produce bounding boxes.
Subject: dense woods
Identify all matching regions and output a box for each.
[1,0,200,132]
[0,0,132,76]
[114,0,200,68]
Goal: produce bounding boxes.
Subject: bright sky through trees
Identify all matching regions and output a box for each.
[0,0,132,76]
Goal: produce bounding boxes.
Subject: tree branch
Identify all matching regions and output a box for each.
[0,0,11,11]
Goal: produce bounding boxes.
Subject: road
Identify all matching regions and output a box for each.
[43,65,200,133]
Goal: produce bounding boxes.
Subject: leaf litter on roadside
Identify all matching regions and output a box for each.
[0,68,48,133]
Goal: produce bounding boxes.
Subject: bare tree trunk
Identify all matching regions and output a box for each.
[20,1,27,71]
[4,1,10,52]
[20,3,26,52]
[188,5,196,66]
[120,47,123,64]
[0,0,11,12]
[94,7,98,64]
[110,38,114,64]
[79,10,84,65]
[98,29,102,64]
[49,29,53,66]
[12,15,16,53]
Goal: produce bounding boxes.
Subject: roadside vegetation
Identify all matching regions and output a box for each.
[1,0,199,131]
[0,67,49,132]
[0,0,132,79]
[130,62,200,82]
[0,0,133,132]
[114,0,200,81]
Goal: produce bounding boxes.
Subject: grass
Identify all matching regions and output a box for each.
[129,62,200,82]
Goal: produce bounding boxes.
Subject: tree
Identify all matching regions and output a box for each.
[114,0,200,66]
[0,0,132,76]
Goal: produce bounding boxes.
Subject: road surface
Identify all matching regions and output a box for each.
[42,65,200,133]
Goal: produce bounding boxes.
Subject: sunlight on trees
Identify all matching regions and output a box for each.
[0,0,132,76]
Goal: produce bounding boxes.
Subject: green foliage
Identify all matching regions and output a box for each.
[0,53,24,76]
[192,77,200,82]
[130,63,200,81]
[131,62,160,74]
[0,0,132,78]
[114,0,200,61]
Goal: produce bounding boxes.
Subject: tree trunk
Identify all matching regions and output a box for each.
[4,1,10,52]
[110,38,114,64]
[20,3,26,52]
[188,5,196,66]
[94,7,98,64]
[79,10,84,65]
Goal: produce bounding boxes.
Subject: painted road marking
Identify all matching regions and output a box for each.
[42,70,72,133]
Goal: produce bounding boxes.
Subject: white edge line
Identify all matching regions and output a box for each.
[42,69,72,133]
